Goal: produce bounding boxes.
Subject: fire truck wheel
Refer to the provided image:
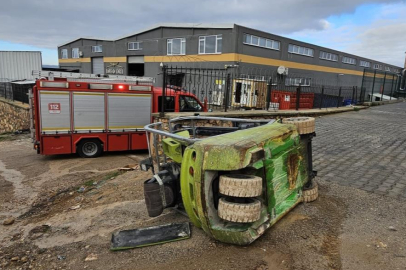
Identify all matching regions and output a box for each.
[218,197,261,223]
[302,180,318,203]
[219,174,263,197]
[77,140,102,158]
[282,117,315,135]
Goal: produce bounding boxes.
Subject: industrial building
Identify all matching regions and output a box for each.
[57,23,402,87]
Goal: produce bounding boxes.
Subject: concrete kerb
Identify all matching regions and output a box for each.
[363,98,404,107]
[153,106,368,120]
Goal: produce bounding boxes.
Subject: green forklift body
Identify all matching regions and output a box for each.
[180,122,309,245]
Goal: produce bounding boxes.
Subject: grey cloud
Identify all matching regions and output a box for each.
[0,0,394,49]
[348,22,406,67]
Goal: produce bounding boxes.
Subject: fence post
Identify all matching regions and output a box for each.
[351,86,355,105]
[224,73,231,112]
[319,86,324,109]
[266,78,272,111]
[355,86,358,104]
[381,72,386,101]
[160,64,167,117]
[370,69,377,102]
[337,87,342,108]
[359,69,366,103]
[389,74,395,101]
[359,85,363,103]
[296,84,301,111]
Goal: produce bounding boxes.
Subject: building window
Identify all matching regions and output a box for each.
[288,44,314,57]
[342,56,356,65]
[243,34,280,50]
[72,48,79,59]
[92,45,102,53]
[373,64,382,70]
[61,49,68,59]
[319,51,338,61]
[199,35,222,54]
[385,67,391,72]
[285,78,311,86]
[167,38,186,55]
[128,42,142,50]
[360,60,371,68]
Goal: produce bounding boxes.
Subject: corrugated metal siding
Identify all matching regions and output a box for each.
[0,51,42,81]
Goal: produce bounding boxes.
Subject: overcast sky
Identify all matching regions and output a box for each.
[0,0,405,67]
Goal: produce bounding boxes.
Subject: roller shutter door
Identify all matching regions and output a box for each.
[107,93,151,131]
[39,91,71,134]
[73,92,105,132]
[92,57,104,74]
[128,56,144,63]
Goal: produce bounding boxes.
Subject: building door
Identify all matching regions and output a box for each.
[92,57,104,74]
[128,56,144,76]
[235,82,242,103]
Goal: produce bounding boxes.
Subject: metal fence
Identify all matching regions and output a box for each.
[0,79,13,100]
[161,66,361,112]
[359,69,403,103]
[0,79,33,104]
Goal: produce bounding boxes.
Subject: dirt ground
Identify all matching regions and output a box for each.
[0,133,406,270]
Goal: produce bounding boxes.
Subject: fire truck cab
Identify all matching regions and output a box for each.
[30,71,206,157]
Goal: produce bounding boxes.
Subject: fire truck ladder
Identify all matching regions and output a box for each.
[32,70,155,84]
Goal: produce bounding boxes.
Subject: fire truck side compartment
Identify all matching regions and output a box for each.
[37,88,152,155]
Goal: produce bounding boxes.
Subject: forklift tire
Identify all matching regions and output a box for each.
[302,180,318,203]
[77,139,102,158]
[218,197,261,223]
[219,174,263,197]
[282,117,315,135]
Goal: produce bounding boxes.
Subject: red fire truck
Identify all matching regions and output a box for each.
[30,71,206,157]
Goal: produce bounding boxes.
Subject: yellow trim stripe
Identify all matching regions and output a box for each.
[237,54,364,76]
[40,91,69,95]
[59,53,398,78]
[42,128,70,131]
[108,93,151,97]
[59,58,91,63]
[145,53,397,78]
[75,127,104,130]
[58,57,127,63]
[365,72,395,79]
[109,126,144,129]
[145,54,365,76]
[144,54,235,63]
[74,92,104,96]
[104,57,127,62]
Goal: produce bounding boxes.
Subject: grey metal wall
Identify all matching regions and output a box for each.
[0,51,42,80]
[234,25,400,72]
[58,25,402,86]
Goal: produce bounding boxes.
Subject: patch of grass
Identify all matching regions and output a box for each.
[79,170,126,190]
[83,180,95,187]
[353,107,360,112]
[0,133,16,142]
[101,170,125,181]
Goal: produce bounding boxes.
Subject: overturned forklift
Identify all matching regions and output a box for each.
[141,116,318,245]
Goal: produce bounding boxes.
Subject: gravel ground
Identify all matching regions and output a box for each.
[1,110,406,269]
